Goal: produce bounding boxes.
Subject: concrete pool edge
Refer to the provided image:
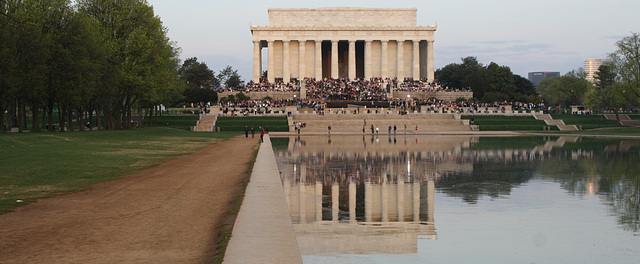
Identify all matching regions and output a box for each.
[223,135,303,264]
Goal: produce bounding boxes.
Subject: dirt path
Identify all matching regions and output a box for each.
[0,135,259,264]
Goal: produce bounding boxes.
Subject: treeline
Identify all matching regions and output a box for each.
[537,33,640,118]
[0,0,181,132]
[436,57,538,103]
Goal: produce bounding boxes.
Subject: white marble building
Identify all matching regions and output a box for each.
[250,7,436,83]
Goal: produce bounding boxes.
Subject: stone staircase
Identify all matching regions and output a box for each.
[192,114,216,132]
[604,114,640,126]
[290,113,471,133]
[534,114,578,131]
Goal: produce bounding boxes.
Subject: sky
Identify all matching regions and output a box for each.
[147,0,640,82]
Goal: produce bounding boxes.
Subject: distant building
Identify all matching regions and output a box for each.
[528,72,560,85]
[584,58,605,83]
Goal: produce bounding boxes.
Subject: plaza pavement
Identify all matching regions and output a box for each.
[223,135,303,264]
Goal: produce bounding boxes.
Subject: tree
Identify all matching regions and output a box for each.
[537,69,592,109]
[217,66,244,88]
[179,57,218,90]
[609,32,640,106]
[178,57,218,104]
[585,64,631,124]
[78,0,180,130]
[436,56,483,89]
[435,57,536,102]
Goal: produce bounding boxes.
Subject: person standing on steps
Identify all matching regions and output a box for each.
[328,125,331,135]
[393,125,397,134]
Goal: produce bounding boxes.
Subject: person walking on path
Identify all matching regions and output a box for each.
[371,124,374,134]
[388,125,392,134]
[244,126,249,138]
[404,124,407,134]
[328,125,331,135]
[415,125,418,133]
[393,125,397,134]
[251,126,255,138]
[259,125,265,142]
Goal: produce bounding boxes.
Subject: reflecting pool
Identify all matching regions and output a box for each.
[272,135,640,264]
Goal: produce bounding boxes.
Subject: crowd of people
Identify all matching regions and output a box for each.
[213,77,549,115]
[305,78,388,101]
[218,77,469,101]
[218,80,301,93]
[393,78,471,92]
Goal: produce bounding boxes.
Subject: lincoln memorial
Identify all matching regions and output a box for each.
[250,8,436,83]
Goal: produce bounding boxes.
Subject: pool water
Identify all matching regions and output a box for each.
[273,135,640,264]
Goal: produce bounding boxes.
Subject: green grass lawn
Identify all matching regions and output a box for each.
[215,116,289,132]
[3,114,200,131]
[0,128,240,214]
[149,115,200,130]
[461,116,555,131]
[551,114,620,129]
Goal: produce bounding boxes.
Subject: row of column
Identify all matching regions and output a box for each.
[253,39,434,83]
[288,179,433,223]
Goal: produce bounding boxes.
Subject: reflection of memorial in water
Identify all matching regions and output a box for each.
[274,135,640,257]
[275,135,476,255]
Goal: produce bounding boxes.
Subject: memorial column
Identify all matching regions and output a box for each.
[315,40,322,80]
[299,40,306,79]
[397,40,404,80]
[267,40,275,83]
[331,40,338,79]
[283,40,290,82]
[427,40,435,82]
[364,40,372,80]
[412,40,420,80]
[381,40,389,79]
[253,40,262,82]
[348,40,356,79]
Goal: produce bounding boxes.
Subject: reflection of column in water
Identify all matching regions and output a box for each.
[332,181,339,222]
[365,180,372,222]
[284,171,294,222]
[299,164,306,224]
[398,173,405,221]
[427,180,435,222]
[349,180,356,223]
[382,172,389,222]
[413,181,420,222]
[315,179,322,222]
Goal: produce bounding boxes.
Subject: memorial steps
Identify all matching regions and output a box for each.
[192,114,216,132]
[290,113,471,133]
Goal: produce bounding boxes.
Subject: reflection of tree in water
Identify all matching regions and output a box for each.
[435,162,537,204]
[541,148,640,233]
